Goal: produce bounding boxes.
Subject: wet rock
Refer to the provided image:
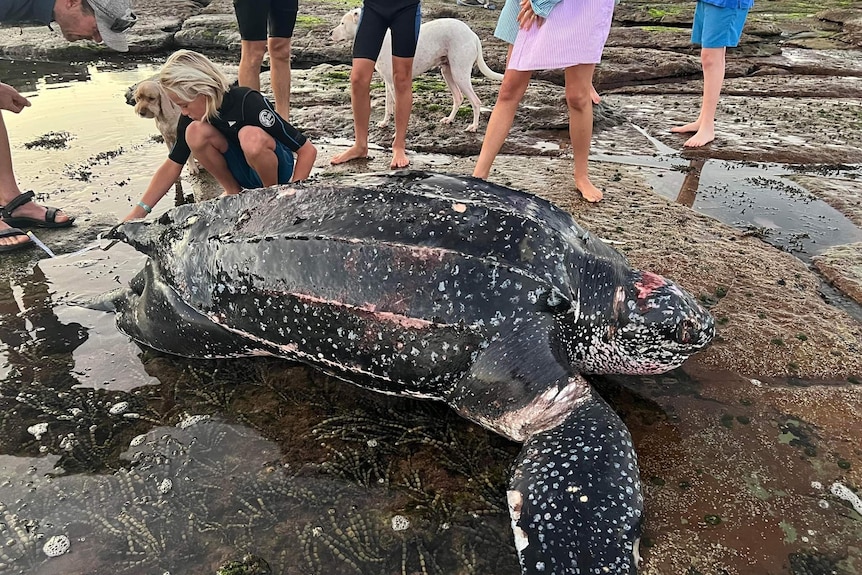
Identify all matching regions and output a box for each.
[812,243,862,305]
[174,15,241,51]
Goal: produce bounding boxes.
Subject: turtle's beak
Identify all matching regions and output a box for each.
[111,218,160,257]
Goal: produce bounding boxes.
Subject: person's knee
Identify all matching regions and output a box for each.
[268,38,292,63]
[564,87,592,112]
[241,41,268,64]
[700,48,725,69]
[391,59,413,90]
[238,127,271,159]
[497,80,526,104]
[349,69,373,91]
[186,121,214,151]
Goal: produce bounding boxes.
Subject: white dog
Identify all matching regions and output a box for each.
[331,9,503,132]
[133,80,198,175]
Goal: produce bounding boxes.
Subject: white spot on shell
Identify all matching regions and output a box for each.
[391,515,410,531]
[176,414,210,429]
[130,434,148,447]
[27,423,48,440]
[157,478,173,494]
[109,401,129,415]
[42,535,70,557]
[830,482,862,515]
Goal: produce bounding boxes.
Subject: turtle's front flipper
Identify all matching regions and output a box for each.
[508,387,642,575]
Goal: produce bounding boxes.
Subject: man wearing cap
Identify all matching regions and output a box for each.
[0,0,137,252]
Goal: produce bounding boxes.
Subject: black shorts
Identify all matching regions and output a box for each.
[353,2,421,60]
[233,0,298,41]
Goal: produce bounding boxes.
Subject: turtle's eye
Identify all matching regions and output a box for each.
[675,319,696,344]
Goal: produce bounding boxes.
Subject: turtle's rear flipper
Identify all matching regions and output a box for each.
[508,390,642,575]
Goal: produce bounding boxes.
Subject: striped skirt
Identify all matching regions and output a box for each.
[508,0,615,71]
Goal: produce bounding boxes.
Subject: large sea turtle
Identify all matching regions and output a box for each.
[107,171,714,574]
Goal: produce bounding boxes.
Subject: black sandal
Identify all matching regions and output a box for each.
[0,226,33,253]
[0,191,75,229]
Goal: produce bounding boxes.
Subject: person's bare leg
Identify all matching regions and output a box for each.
[390,55,413,168]
[0,111,69,249]
[185,122,243,194]
[238,127,279,186]
[472,68,531,179]
[683,47,724,147]
[331,59,375,165]
[238,40,267,92]
[590,84,601,105]
[268,37,292,120]
[671,47,725,147]
[565,64,602,202]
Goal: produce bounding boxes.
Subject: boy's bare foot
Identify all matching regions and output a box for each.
[390,148,409,169]
[671,121,700,134]
[590,85,601,105]
[683,128,715,148]
[575,177,603,203]
[330,144,370,165]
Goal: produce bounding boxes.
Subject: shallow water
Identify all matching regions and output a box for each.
[1,63,861,575]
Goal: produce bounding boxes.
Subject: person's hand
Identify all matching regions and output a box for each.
[0,83,31,113]
[517,0,544,30]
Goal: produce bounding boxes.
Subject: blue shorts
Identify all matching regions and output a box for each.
[692,1,750,48]
[223,139,294,189]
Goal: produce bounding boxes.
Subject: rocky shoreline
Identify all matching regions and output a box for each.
[1,2,861,573]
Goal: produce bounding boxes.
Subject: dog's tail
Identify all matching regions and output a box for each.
[473,36,504,82]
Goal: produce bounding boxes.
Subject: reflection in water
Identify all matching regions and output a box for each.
[0,58,91,94]
[0,266,88,384]
[0,354,521,575]
[675,158,706,208]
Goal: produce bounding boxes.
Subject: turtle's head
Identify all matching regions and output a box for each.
[572,270,714,375]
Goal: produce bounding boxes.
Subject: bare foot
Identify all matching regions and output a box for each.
[671,121,700,134]
[575,177,603,203]
[330,144,370,165]
[590,85,601,105]
[683,127,715,148]
[0,221,30,250]
[390,148,409,169]
[1,193,72,225]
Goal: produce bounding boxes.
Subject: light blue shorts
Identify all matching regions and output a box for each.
[223,139,294,189]
[692,1,750,48]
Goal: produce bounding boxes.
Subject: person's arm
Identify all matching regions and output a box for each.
[123,159,184,221]
[0,83,30,113]
[530,0,562,18]
[291,140,317,182]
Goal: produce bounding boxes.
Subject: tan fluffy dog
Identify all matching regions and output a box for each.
[133,80,198,175]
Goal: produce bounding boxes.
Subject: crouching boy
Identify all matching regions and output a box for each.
[126,49,316,220]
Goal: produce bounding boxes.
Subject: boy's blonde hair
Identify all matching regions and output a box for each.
[159,49,231,121]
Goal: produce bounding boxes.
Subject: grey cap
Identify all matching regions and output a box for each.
[89,0,137,52]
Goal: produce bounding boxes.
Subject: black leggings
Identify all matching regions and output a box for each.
[353,2,421,60]
[233,0,298,41]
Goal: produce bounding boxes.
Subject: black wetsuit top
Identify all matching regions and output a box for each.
[168,86,307,166]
